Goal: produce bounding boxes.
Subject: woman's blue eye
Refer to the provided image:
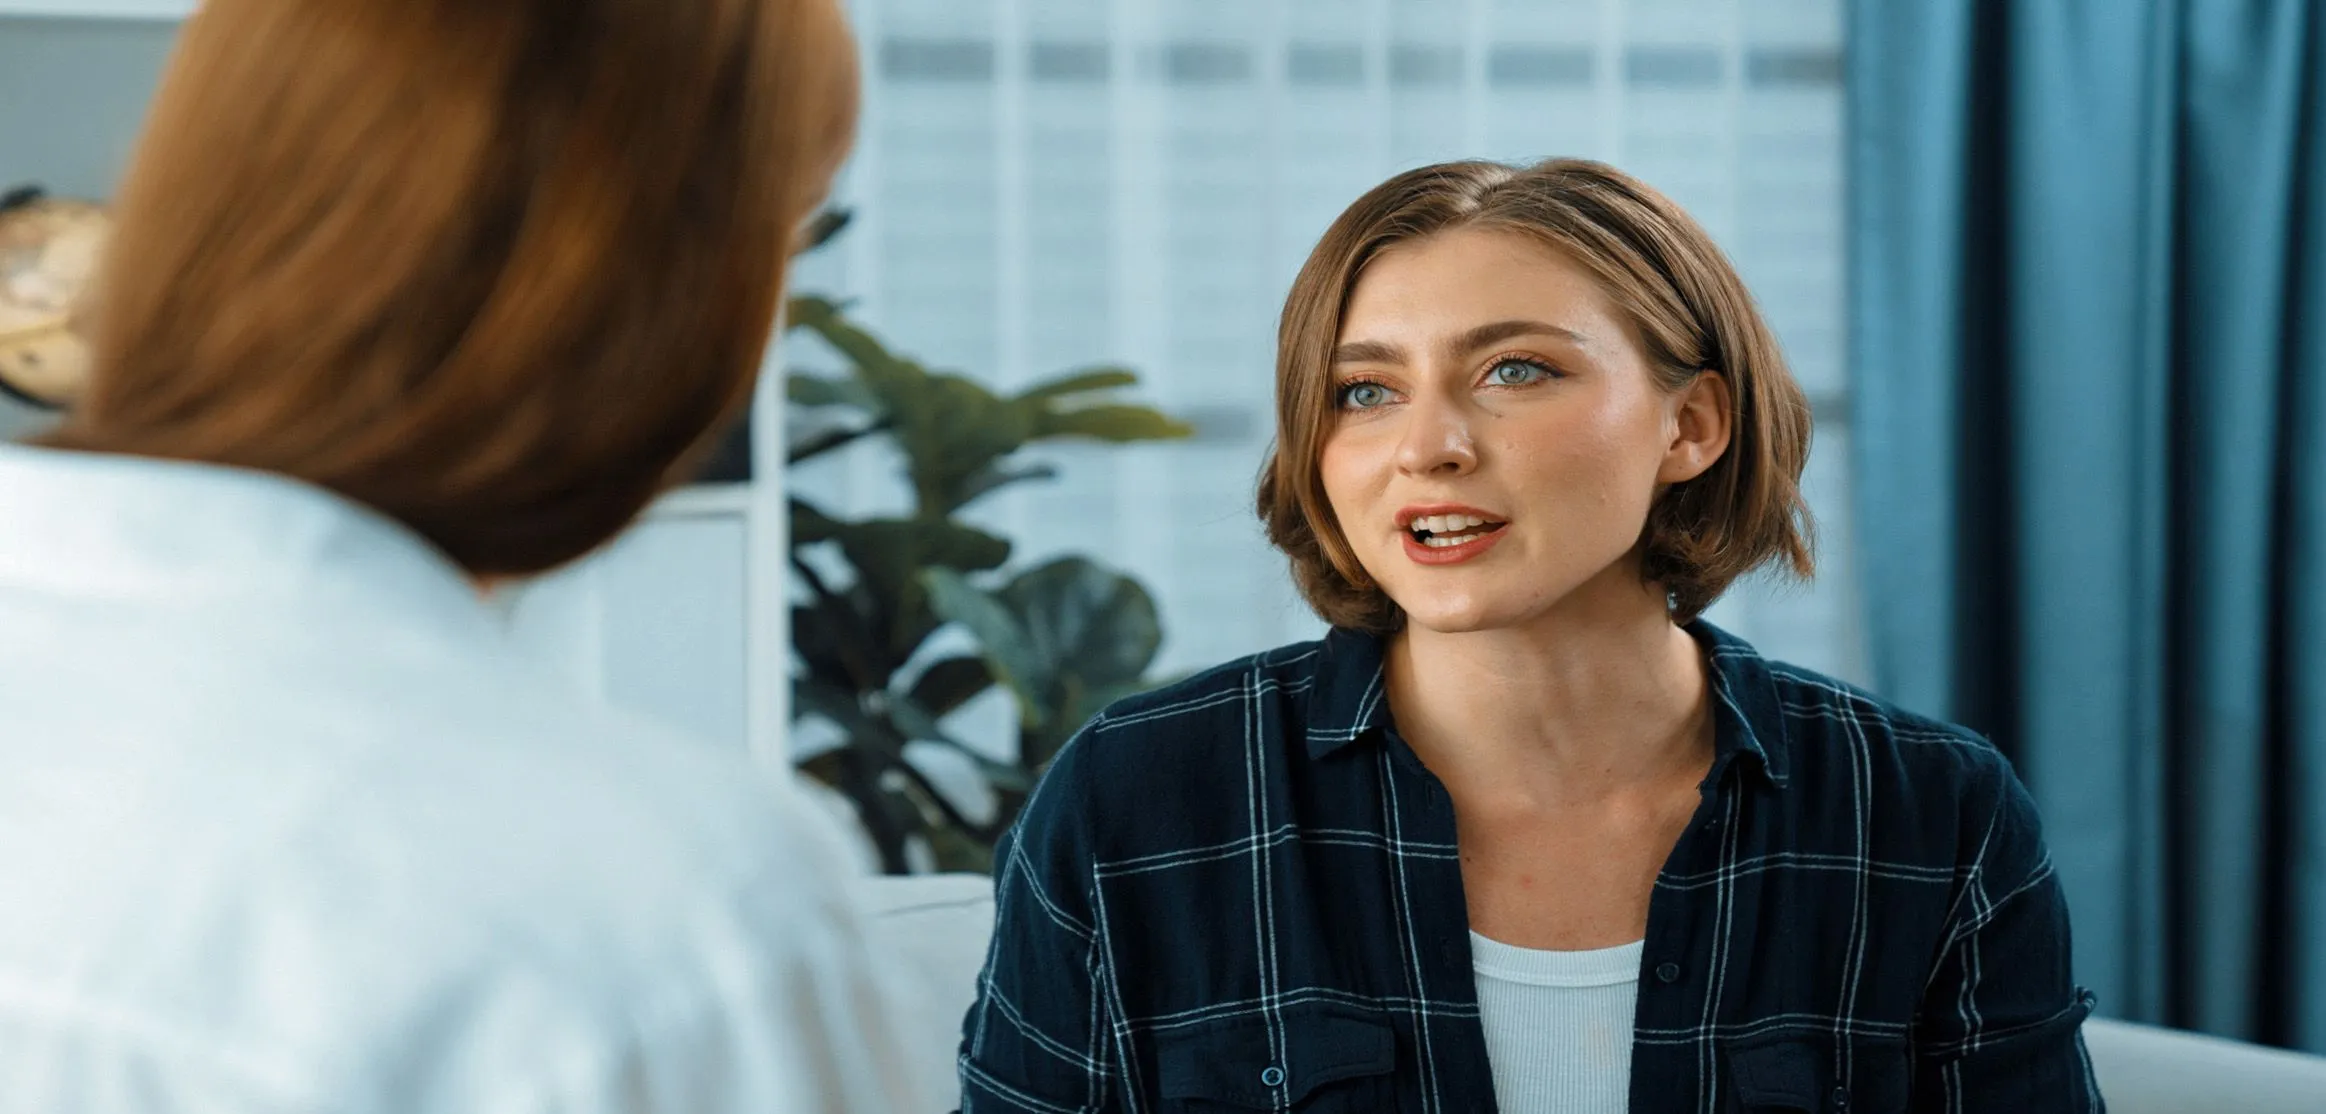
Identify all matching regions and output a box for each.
[1338,382,1392,409]
[1487,358,1552,386]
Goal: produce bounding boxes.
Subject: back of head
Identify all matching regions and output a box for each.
[44,0,859,576]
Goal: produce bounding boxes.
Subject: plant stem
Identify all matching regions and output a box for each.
[839,748,913,874]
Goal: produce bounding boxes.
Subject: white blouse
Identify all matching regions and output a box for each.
[0,444,927,1114]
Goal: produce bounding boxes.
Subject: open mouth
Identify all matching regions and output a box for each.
[1407,513,1508,549]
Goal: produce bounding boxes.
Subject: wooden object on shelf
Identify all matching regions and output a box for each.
[0,185,109,410]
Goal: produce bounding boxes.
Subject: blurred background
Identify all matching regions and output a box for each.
[780,0,1858,682]
[4,0,2321,1057]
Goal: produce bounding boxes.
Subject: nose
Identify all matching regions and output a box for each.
[1393,394,1477,477]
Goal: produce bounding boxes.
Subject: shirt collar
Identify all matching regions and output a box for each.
[0,444,502,646]
[1303,618,1792,789]
[1304,626,1395,758]
[1691,618,1792,789]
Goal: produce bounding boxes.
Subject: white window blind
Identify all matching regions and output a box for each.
[788,0,1863,687]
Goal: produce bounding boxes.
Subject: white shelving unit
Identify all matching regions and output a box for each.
[2,2,796,764]
[502,405,792,766]
[501,377,793,766]
[0,1,191,16]
[650,481,756,520]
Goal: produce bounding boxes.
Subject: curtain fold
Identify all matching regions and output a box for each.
[1849,0,2326,1050]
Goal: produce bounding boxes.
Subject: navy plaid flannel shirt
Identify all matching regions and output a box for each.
[958,621,2102,1113]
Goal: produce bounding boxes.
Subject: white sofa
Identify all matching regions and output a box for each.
[859,873,2326,1113]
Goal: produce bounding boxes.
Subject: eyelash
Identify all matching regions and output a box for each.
[1333,353,1562,410]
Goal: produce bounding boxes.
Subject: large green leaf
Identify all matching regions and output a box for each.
[787,373,881,413]
[897,374,1039,513]
[928,556,1165,750]
[1001,556,1164,694]
[795,302,1039,514]
[787,297,919,397]
[791,678,905,758]
[887,694,1033,794]
[954,461,1059,509]
[1014,366,1140,402]
[829,516,1011,665]
[883,690,957,745]
[790,602,862,688]
[790,676,858,727]
[789,542,894,689]
[923,568,1045,723]
[789,498,844,545]
[908,655,995,719]
[1033,404,1195,444]
[831,517,1011,588]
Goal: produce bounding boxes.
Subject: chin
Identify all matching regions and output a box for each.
[1383,568,1592,635]
[1393,595,1527,635]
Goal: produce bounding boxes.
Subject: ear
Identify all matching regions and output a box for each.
[1657,370,1732,484]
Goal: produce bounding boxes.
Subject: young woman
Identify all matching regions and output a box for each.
[0,1,920,1111]
[960,159,2100,1113]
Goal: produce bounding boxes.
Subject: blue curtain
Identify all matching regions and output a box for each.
[1848,0,2326,1050]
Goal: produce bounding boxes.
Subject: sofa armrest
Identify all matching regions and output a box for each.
[2082,1016,2326,1114]
[853,874,999,1111]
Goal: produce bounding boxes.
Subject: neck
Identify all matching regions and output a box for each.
[1383,570,1713,805]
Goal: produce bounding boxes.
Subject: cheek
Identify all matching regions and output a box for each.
[1316,432,1374,514]
[1504,404,1626,474]
[1500,403,1667,508]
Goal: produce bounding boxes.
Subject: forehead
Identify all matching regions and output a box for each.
[1338,225,1622,342]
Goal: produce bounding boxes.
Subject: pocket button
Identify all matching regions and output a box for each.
[1260,1065,1286,1088]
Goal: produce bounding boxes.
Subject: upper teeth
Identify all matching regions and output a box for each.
[1413,514,1492,534]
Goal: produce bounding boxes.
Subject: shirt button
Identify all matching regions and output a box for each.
[1831,1085,1849,1107]
[1260,1066,1286,1088]
[1656,961,1682,983]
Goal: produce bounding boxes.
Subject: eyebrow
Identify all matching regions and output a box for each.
[1329,319,1589,369]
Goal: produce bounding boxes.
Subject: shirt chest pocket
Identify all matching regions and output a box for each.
[1723,1033,1911,1114]
[1155,1002,1400,1112]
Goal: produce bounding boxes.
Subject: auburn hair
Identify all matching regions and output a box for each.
[44,0,858,575]
[1257,158,1815,630]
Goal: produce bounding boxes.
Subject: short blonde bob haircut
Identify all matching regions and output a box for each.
[45,0,859,576]
[1257,158,1814,630]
